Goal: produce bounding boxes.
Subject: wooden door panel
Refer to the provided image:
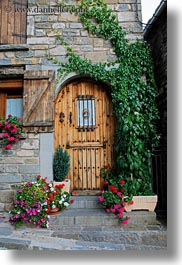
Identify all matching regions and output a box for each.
[55,80,115,192]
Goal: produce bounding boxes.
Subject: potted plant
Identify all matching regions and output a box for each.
[121,174,158,212]
[99,168,157,219]
[9,176,74,227]
[9,176,50,228]
[53,146,70,192]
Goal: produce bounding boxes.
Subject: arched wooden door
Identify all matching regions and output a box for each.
[55,80,115,193]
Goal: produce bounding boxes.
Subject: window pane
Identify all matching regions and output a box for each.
[6,98,23,119]
[77,99,95,127]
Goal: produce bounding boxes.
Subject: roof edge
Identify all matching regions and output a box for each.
[143,0,167,37]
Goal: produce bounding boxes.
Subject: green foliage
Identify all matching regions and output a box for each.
[51,0,160,195]
[53,146,70,181]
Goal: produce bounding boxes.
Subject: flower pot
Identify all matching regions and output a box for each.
[48,206,60,215]
[125,195,158,212]
[53,179,70,193]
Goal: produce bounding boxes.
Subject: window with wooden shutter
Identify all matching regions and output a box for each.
[0,79,23,119]
[0,0,27,44]
[23,71,55,131]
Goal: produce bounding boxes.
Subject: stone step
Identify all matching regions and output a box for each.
[49,207,159,227]
[70,195,103,209]
[51,225,167,248]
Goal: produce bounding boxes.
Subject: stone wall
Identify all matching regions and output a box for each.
[144,4,167,217]
[0,0,143,71]
[0,133,40,211]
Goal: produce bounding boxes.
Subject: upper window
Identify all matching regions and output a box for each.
[0,79,23,119]
[0,0,27,45]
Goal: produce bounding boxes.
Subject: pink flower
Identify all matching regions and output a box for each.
[114,204,121,209]
[8,114,12,118]
[11,128,17,133]
[122,202,127,207]
[111,209,116,213]
[6,144,12,150]
[5,121,8,126]
[118,213,123,218]
[3,133,9,138]
[123,219,128,225]
[8,137,15,142]
[98,196,104,202]
[118,207,125,213]
[105,208,110,213]
[18,117,22,121]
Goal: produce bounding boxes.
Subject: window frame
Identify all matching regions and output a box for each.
[0,79,23,119]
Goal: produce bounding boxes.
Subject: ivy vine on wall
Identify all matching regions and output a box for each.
[50,0,160,195]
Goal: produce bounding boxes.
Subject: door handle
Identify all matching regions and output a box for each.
[69,112,72,125]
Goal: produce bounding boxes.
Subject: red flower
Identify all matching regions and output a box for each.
[55,184,65,189]
[48,194,54,201]
[70,199,74,204]
[120,179,125,185]
[72,191,77,195]
[121,188,124,193]
[42,177,47,183]
[104,165,109,169]
[103,181,108,185]
[109,185,118,193]
[129,200,134,205]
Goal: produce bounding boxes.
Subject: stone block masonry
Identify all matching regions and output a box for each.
[0,0,143,71]
[0,133,40,211]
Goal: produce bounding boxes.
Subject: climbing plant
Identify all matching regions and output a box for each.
[51,0,160,195]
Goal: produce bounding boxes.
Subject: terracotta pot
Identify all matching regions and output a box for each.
[48,206,60,215]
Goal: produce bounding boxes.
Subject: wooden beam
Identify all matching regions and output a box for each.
[0,79,23,89]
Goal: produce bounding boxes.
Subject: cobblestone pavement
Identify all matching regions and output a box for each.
[0,212,167,251]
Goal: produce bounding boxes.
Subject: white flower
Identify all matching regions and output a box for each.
[52,204,56,209]
[59,200,63,204]
[64,202,69,207]
[50,187,54,192]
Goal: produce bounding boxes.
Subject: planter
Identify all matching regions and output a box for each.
[53,179,70,193]
[48,207,61,215]
[125,195,158,212]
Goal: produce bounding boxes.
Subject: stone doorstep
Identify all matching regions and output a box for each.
[50,208,159,227]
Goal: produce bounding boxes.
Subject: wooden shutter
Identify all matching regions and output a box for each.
[0,0,27,44]
[23,71,55,131]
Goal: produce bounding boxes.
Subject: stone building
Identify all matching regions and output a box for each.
[0,0,143,211]
[144,0,167,217]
